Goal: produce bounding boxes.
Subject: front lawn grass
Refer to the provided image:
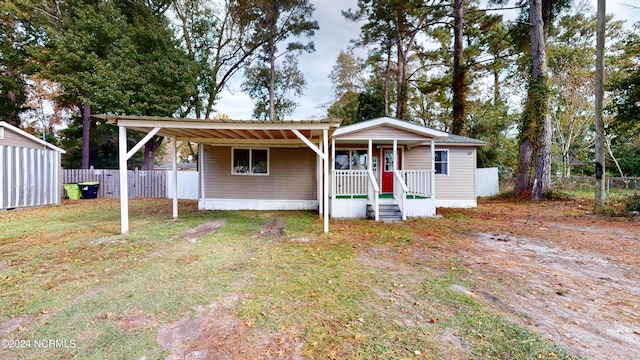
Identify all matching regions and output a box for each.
[0,199,578,359]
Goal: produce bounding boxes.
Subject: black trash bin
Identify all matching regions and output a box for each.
[78,182,100,199]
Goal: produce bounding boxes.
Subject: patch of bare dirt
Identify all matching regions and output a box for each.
[0,315,48,358]
[183,220,226,241]
[445,199,640,360]
[95,310,157,333]
[156,297,303,360]
[0,315,33,335]
[258,216,286,237]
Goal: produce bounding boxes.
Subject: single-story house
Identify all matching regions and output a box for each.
[0,121,66,210]
[95,115,484,234]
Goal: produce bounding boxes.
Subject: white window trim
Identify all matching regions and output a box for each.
[335,148,370,170]
[379,146,404,170]
[231,147,270,176]
[0,127,4,140]
[434,149,449,176]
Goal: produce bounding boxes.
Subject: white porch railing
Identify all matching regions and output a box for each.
[331,170,379,220]
[393,170,409,220]
[332,170,368,196]
[333,169,433,221]
[398,170,434,197]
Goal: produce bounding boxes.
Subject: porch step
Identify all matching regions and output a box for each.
[367,203,403,222]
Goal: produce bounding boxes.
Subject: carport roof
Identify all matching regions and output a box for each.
[94,114,342,146]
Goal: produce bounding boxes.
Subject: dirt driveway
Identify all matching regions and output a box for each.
[434,199,640,360]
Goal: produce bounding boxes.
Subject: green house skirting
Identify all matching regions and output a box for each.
[334,194,430,200]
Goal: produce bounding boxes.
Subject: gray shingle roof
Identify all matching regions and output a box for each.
[435,133,487,146]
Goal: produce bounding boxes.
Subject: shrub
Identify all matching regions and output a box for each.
[624,193,640,212]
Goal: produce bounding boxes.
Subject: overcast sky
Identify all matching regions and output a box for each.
[215,0,640,120]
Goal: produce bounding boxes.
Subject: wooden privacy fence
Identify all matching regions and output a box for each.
[62,169,167,198]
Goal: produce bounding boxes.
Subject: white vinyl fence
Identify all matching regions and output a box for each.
[1,145,63,210]
[476,167,499,197]
[167,171,199,200]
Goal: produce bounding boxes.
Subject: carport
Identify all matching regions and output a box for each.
[93,115,341,234]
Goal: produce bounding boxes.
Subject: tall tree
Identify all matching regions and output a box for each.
[242,54,306,120]
[529,0,552,201]
[0,0,39,126]
[479,12,513,106]
[547,12,623,177]
[608,23,640,150]
[355,76,387,123]
[20,75,69,143]
[34,0,129,168]
[468,99,518,173]
[36,0,195,169]
[593,0,606,212]
[513,0,570,199]
[344,0,447,120]
[329,48,366,98]
[327,48,366,124]
[170,0,276,119]
[238,0,318,120]
[451,0,466,134]
[607,23,640,178]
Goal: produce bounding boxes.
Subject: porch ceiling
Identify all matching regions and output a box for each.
[94,114,342,146]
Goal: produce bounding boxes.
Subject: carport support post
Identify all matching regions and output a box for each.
[317,141,322,215]
[118,125,129,234]
[171,137,178,219]
[323,128,329,233]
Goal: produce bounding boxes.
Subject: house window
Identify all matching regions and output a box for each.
[0,127,4,139]
[232,148,269,175]
[335,149,368,170]
[435,150,448,175]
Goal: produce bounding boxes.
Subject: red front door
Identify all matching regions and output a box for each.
[381,148,401,193]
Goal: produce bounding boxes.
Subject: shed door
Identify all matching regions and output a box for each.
[381,147,401,193]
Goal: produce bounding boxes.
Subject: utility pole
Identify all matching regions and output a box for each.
[594,0,606,213]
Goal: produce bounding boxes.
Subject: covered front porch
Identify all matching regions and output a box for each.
[329,117,448,221]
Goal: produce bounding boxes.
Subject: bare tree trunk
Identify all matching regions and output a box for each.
[594,0,606,213]
[515,0,553,199]
[384,45,391,117]
[605,136,624,178]
[142,136,163,171]
[81,104,91,169]
[493,66,500,105]
[532,115,552,200]
[187,142,198,163]
[268,38,276,121]
[531,0,552,201]
[514,123,534,196]
[451,0,465,135]
[396,40,408,120]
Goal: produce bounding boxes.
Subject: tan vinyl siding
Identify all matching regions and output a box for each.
[403,146,430,170]
[404,145,476,201]
[203,146,317,200]
[435,147,476,200]
[0,127,43,149]
[334,125,427,140]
